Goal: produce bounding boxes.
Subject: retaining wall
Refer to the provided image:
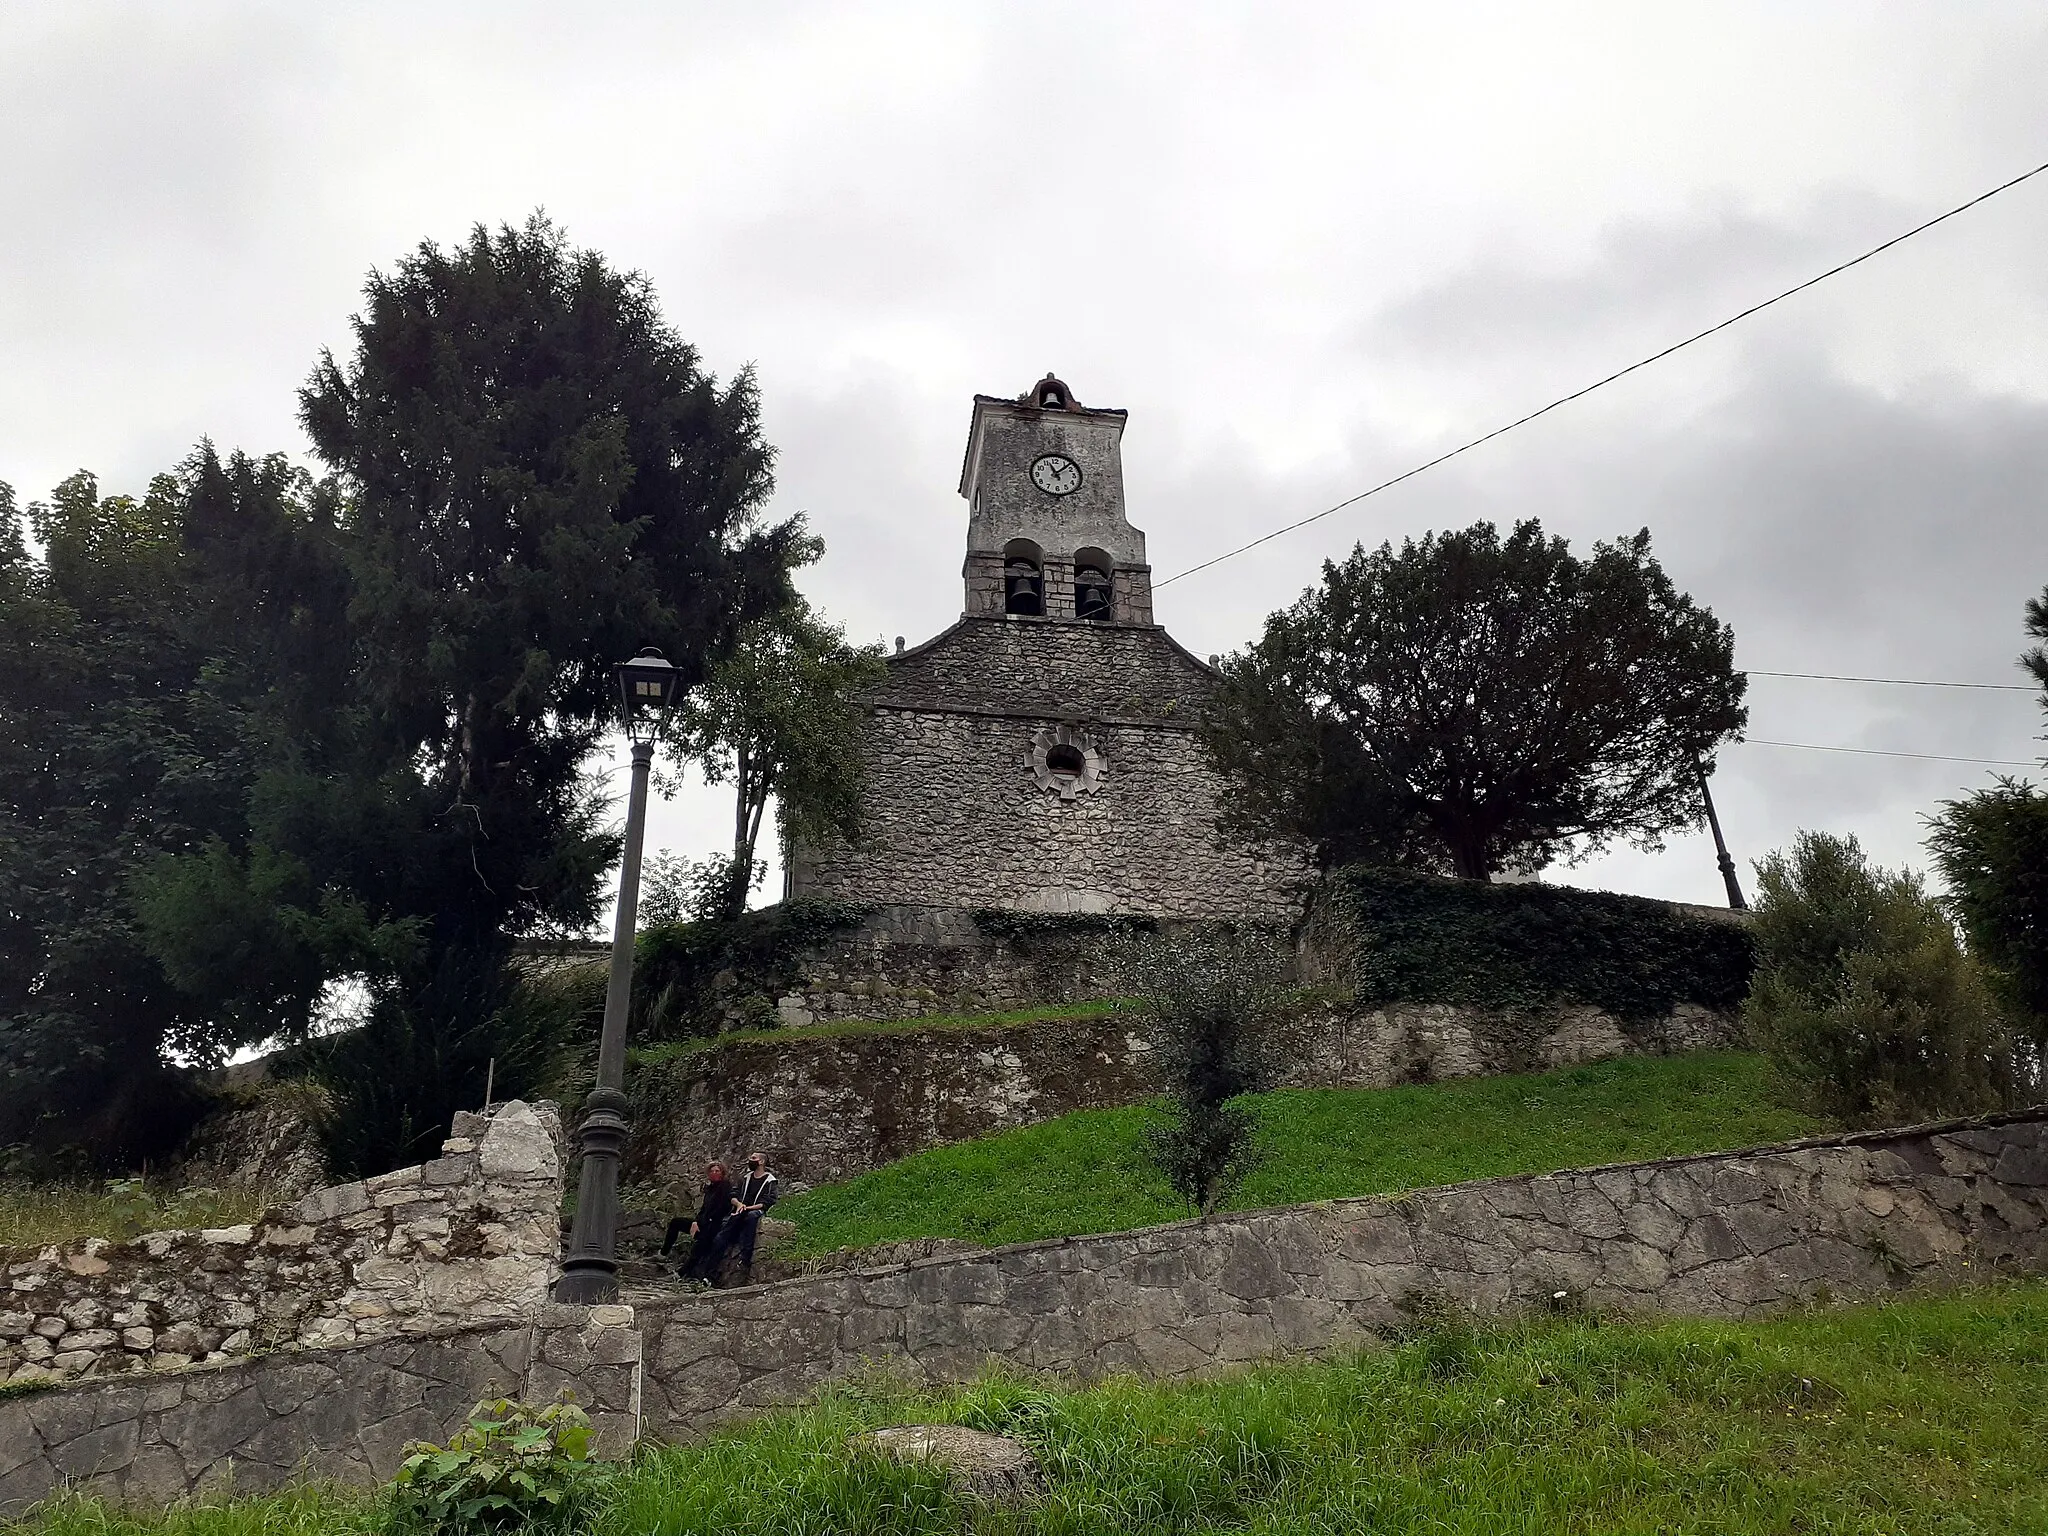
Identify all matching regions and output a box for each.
[1,1101,562,1387]
[7,1111,2045,1513]
[631,1109,2048,1436]
[627,1000,1736,1192]
[0,1304,641,1515]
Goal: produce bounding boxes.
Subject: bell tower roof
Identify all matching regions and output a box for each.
[956,375,1152,626]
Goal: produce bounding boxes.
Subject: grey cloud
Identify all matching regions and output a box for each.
[1360,188,1915,362]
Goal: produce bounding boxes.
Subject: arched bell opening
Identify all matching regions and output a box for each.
[1074,546,1113,623]
[1030,373,1073,410]
[1003,538,1045,616]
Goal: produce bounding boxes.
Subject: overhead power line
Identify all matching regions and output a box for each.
[1156,154,2048,590]
[1748,669,2035,692]
[1742,738,2038,768]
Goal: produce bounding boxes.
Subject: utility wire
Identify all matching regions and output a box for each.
[1748,669,2034,692]
[1743,738,2038,768]
[1156,155,2048,590]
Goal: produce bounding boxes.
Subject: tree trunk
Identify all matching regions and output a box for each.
[1449,836,1491,881]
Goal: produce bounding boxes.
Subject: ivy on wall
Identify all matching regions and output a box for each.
[1325,867,1755,1024]
[630,898,872,1039]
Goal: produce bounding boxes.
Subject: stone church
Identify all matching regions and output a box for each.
[788,375,1303,919]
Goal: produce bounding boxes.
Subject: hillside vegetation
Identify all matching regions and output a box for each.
[779,1051,1824,1256]
[18,1284,2047,1534]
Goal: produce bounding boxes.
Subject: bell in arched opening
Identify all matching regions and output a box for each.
[1005,558,1044,615]
[1075,564,1112,622]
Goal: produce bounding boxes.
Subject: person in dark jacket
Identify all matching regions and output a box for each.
[660,1162,732,1281]
[720,1151,778,1279]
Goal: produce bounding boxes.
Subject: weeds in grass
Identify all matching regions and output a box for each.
[0,1180,276,1250]
[10,1285,2048,1534]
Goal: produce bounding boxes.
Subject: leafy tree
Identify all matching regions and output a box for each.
[1744,831,2016,1128]
[144,214,803,1173]
[665,599,887,922]
[1204,520,1747,880]
[1113,931,1288,1216]
[0,455,344,1166]
[1925,585,2048,1060]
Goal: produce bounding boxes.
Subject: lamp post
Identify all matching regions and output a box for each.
[1695,754,1748,911]
[554,647,677,1304]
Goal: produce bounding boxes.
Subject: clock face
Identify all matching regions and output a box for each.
[1030,453,1082,495]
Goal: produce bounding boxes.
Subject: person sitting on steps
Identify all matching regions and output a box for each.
[721,1151,779,1280]
[660,1161,732,1283]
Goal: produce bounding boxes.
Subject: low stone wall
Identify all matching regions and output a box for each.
[1,1101,562,1387]
[8,1112,2045,1512]
[0,1303,641,1515]
[632,1110,2048,1437]
[773,905,1262,1027]
[627,1001,1736,1193]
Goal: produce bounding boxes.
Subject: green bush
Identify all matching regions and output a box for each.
[1744,830,2015,1127]
[1323,865,1754,1022]
[388,1397,603,1536]
[1110,931,1290,1217]
[1928,776,2048,1067]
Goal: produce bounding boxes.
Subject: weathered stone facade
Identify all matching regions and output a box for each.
[789,624,1306,918]
[628,997,1739,1194]
[0,1101,561,1387]
[789,378,1308,921]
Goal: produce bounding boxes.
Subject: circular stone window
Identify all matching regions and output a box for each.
[1026,724,1108,801]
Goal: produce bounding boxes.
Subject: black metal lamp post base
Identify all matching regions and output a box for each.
[554,1089,631,1303]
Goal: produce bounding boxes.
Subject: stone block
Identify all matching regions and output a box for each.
[422,1153,478,1187]
[478,1101,558,1180]
[1218,1232,1287,1300]
[50,1419,139,1479]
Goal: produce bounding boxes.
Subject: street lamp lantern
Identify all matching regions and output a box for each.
[616,647,677,741]
[554,645,676,1304]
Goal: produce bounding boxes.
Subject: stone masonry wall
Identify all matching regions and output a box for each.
[627,999,1737,1194]
[789,617,1309,920]
[879,617,1215,720]
[11,1112,2046,1511]
[0,1101,562,1388]
[791,706,1305,919]
[0,1303,642,1515]
[629,1109,2048,1437]
[774,904,1265,1026]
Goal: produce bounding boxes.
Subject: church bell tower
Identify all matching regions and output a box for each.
[958,374,1153,625]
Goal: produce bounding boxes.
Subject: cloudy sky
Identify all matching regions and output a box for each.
[6,1,2046,909]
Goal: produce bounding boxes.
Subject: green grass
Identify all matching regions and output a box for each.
[778,1052,1826,1256]
[628,1000,1138,1070]
[18,1284,2048,1534]
[0,1181,276,1251]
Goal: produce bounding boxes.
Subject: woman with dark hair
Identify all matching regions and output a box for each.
[660,1162,733,1282]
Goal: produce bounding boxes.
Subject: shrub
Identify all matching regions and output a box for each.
[1743,831,2014,1127]
[1112,931,1290,1216]
[285,958,592,1178]
[1927,777,2048,1079]
[389,1397,603,1536]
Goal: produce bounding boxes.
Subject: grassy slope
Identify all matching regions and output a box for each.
[779,1052,1825,1256]
[21,1285,2048,1534]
